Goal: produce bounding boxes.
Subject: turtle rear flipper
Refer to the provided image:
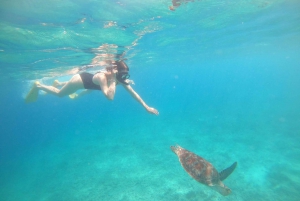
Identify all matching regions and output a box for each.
[219,162,237,181]
[211,184,231,196]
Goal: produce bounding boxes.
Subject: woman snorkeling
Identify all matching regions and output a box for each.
[26,60,159,115]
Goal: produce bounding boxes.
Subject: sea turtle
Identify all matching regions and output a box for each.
[171,145,237,196]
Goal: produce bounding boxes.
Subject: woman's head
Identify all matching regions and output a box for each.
[115,61,130,85]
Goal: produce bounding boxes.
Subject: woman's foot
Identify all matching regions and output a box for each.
[53,80,60,87]
[69,93,78,99]
[25,81,40,103]
[34,81,41,88]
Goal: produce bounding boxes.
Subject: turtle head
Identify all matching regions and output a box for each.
[170,145,182,155]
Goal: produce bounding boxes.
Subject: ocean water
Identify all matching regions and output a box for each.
[0,0,300,200]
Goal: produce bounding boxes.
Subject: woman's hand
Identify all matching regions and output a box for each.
[105,69,117,85]
[146,107,159,115]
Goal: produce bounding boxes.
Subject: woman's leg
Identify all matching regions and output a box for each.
[53,80,67,87]
[37,74,84,97]
[69,89,92,99]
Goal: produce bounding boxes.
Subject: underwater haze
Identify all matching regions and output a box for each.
[1,0,300,200]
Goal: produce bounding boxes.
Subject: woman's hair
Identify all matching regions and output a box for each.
[115,60,129,72]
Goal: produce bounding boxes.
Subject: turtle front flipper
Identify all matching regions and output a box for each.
[219,162,237,181]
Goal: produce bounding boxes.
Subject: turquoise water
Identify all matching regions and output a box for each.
[1,0,300,200]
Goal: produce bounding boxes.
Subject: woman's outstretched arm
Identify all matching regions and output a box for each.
[123,84,159,115]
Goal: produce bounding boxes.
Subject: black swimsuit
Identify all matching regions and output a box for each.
[79,60,128,90]
[79,72,101,90]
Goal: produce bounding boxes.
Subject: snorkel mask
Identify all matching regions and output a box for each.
[116,70,130,85]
